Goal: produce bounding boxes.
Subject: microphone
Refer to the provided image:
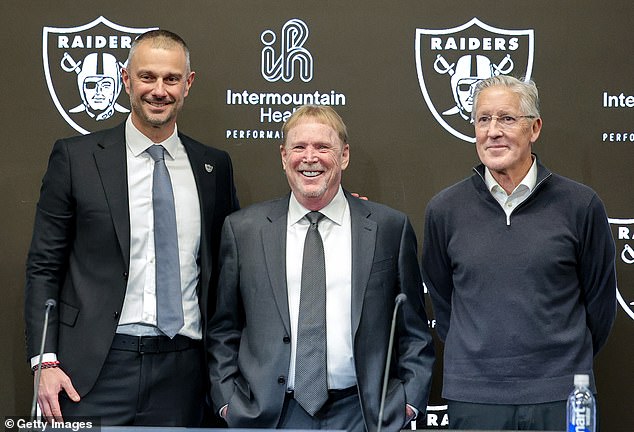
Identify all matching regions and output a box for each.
[31,299,57,421]
[377,293,407,432]
[395,293,407,306]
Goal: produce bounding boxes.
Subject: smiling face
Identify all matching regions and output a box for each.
[474,86,542,180]
[122,40,195,142]
[281,117,350,210]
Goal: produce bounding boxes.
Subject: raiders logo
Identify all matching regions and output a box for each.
[415,18,534,143]
[610,218,634,321]
[43,16,157,134]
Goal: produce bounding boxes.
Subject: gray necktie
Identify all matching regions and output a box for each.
[146,145,184,339]
[294,211,328,415]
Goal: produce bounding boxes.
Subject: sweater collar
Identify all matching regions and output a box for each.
[473,153,552,187]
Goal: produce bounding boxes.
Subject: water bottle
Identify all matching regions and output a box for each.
[567,374,596,432]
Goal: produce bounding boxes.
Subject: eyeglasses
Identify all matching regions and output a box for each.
[473,114,536,129]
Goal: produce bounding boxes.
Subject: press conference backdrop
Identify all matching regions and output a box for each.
[2,1,632,430]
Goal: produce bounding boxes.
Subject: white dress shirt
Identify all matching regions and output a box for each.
[286,187,357,390]
[484,157,537,225]
[117,116,202,339]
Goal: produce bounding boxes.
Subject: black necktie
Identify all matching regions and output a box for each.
[146,145,184,339]
[294,211,328,415]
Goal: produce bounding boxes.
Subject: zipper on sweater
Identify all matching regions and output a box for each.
[506,172,552,226]
[473,168,552,227]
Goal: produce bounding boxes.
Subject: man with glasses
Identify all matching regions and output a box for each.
[422,75,616,430]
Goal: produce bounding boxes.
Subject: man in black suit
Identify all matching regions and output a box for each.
[208,105,434,432]
[25,30,238,424]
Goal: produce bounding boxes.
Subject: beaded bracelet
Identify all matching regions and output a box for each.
[31,360,60,374]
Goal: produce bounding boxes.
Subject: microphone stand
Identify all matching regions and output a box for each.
[377,293,407,432]
[31,299,57,422]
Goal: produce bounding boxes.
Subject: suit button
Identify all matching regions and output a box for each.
[123,272,128,280]
[283,336,290,344]
[114,311,119,319]
[277,376,286,384]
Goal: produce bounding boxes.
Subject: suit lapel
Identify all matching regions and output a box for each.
[347,192,377,338]
[262,196,291,333]
[93,123,130,267]
[258,192,377,336]
[180,135,218,311]
[181,134,217,231]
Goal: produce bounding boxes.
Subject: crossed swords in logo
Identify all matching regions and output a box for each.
[433,53,514,76]
[622,244,634,265]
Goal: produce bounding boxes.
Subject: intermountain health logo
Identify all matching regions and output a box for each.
[610,218,634,321]
[415,18,534,143]
[43,16,157,134]
[225,18,347,142]
[261,18,313,83]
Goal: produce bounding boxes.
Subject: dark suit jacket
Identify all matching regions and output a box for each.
[25,122,239,396]
[208,191,434,432]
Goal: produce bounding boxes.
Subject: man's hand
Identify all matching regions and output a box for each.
[37,368,80,422]
[405,404,416,424]
[350,192,368,201]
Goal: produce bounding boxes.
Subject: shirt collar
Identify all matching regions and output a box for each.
[484,156,537,195]
[125,115,180,159]
[288,186,347,226]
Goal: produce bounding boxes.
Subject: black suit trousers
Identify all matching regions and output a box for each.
[60,343,206,426]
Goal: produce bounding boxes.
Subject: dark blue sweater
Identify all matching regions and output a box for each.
[422,160,617,404]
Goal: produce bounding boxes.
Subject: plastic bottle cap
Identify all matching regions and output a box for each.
[574,374,590,386]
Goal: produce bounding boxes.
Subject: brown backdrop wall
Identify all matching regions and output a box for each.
[2,1,633,430]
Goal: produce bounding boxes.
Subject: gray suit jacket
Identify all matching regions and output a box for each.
[208,190,434,432]
[25,122,239,396]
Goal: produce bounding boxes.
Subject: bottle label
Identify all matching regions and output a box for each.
[568,405,591,432]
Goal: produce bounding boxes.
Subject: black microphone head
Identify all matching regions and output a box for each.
[45,299,57,308]
[395,293,407,305]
